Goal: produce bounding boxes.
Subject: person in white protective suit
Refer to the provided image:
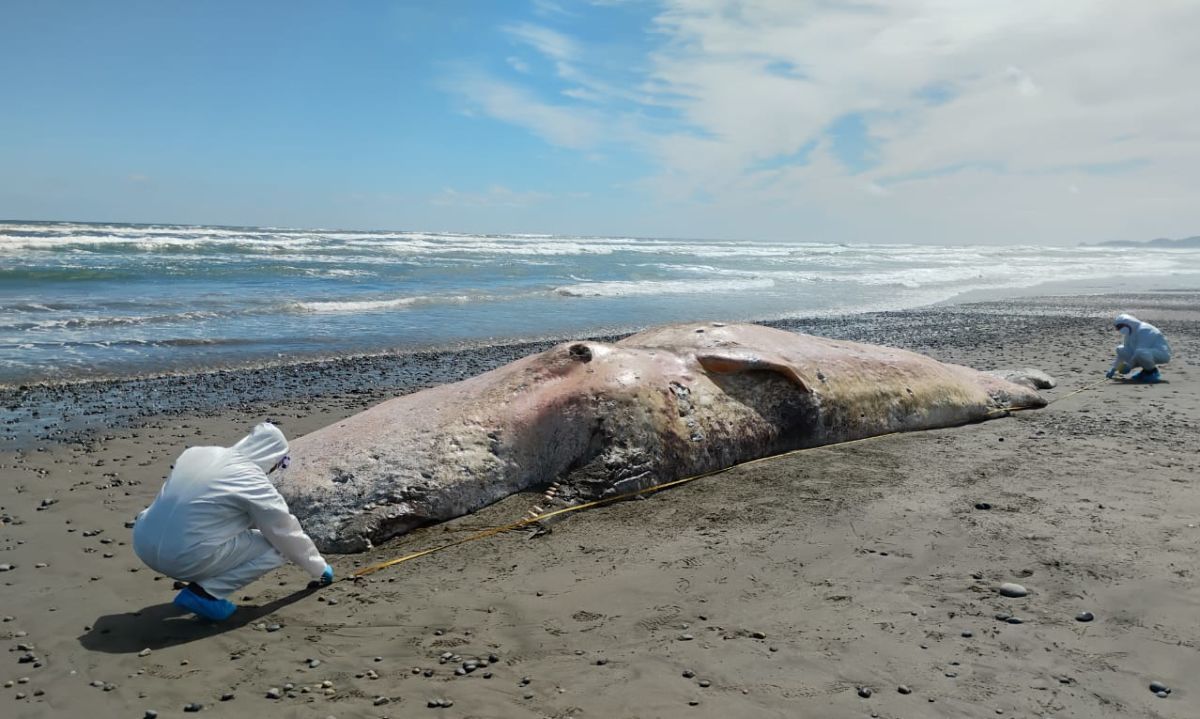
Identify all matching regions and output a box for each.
[1106,313,1171,383]
[132,422,333,621]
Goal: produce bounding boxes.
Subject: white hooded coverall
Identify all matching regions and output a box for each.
[132,423,326,599]
[1111,313,1171,375]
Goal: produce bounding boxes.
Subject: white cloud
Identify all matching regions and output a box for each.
[503,22,577,63]
[445,70,605,149]
[450,1,1200,243]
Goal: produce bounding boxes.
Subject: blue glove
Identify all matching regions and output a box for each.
[1105,369,1115,379]
[320,564,334,585]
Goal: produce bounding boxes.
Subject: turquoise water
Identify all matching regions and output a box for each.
[3,220,1199,384]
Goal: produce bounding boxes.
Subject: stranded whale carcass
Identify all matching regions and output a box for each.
[277,322,1049,552]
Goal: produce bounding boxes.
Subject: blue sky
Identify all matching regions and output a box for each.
[3,1,1198,244]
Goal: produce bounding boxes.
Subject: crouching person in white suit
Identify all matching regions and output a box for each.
[133,422,333,621]
[1107,313,1171,383]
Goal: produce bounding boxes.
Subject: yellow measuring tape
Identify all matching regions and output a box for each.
[349,377,1109,579]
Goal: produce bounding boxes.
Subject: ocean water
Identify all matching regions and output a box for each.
[3,220,1199,385]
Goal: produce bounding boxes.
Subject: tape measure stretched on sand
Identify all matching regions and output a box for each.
[348,377,1109,579]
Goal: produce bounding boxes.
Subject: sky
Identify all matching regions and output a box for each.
[2,0,1199,245]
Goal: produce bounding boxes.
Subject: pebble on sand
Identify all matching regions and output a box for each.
[1075,611,1095,622]
[1148,680,1170,695]
[997,583,1028,598]
[857,687,873,698]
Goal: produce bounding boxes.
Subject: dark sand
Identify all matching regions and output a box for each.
[2,293,1198,718]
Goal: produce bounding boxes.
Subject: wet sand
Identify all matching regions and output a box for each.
[2,293,1199,718]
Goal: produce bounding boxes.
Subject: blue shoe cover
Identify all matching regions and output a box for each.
[1135,369,1162,384]
[173,588,237,621]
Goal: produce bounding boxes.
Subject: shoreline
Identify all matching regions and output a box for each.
[4,290,1199,451]
[6,270,1200,392]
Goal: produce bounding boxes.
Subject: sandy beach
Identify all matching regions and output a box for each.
[2,292,1198,719]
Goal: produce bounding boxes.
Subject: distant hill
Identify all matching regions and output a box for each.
[1091,235,1200,248]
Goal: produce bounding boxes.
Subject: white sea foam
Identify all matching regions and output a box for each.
[290,295,484,312]
[554,278,776,298]
[294,297,422,313]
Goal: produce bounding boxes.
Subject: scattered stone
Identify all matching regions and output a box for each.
[994,612,1011,621]
[898,685,912,695]
[1149,680,1170,695]
[679,633,694,641]
[138,648,152,657]
[858,687,873,698]
[682,670,695,678]
[698,679,711,688]
[1005,617,1024,624]
[90,680,106,688]
[1075,611,1095,622]
[961,630,973,638]
[595,658,608,666]
[265,624,281,632]
[220,692,234,701]
[0,564,14,572]
[306,658,321,668]
[373,696,390,706]
[266,688,282,699]
[751,631,767,639]
[183,703,202,712]
[1156,691,1169,699]
[143,712,158,719]
[974,502,992,510]
[997,583,1028,598]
